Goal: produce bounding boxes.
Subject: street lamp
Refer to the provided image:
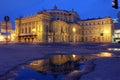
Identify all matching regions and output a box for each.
[32,28,36,34]
[32,28,36,32]
[4,16,10,44]
[72,54,76,58]
[100,30,109,43]
[104,30,109,34]
[72,28,76,33]
[104,30,109,42]
[32,28,36,43]
[96,52,112,57]
[72,28,76,42]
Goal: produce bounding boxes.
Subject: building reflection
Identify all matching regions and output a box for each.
[108,48,120,51]
[28,54,94,75]
[96,52,112,57]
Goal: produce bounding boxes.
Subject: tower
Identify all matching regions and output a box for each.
[53,5,58,10]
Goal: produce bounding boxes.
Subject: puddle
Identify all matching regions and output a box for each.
[94,52,113,57]
[108,48,120,51]
[2,54,95,80]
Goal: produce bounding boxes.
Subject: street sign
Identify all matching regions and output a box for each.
[4,16,10,21]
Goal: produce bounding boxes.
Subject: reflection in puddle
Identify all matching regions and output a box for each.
[29,55,83,75]
[108,48,120,51]
[96,52,112,57]
[14,54,94,80]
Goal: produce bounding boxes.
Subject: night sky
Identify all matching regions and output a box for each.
[0,0,119,29]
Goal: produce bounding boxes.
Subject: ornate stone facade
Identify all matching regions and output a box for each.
[79,18,113,43]
[15,6,113,43]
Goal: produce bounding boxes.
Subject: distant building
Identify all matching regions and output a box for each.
[112,11,120,43]
[113,23,120,43]
[0,21,12,33]
[0,21,15,42]
[78,18,113,43]
[15,6,113,43]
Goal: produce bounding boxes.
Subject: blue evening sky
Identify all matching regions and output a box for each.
[0,0,119,29]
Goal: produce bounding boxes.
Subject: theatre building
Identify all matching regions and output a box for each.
[15,6,113,43]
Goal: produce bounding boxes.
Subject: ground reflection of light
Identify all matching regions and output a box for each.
[72,54,76,58]
[97,52,112,57]
[30,61,41,66]
[108,48,120,51]
[30,62,38,66]
[108,48,112,51]
[0,36,4,41]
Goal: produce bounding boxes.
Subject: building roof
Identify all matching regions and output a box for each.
[81,17,111,21]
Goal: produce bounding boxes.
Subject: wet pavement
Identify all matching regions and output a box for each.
[1,54,95,80]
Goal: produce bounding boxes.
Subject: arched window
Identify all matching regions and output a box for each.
[22,28,24,33]
[29,27,31,33]
[57,18,59,20]
[25,27,27,33]
[46,25,49,32]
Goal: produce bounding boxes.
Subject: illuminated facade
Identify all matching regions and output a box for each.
[79,18,113,43]
[15,6,113,43]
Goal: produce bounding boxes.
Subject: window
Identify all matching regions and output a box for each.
[79,29,81,34]
[86,31,87,34]
[57,18,59,20]
[29,27,31,33]
[61,27,64,33]
[29,22,31,25]
[101,22,104,25]
[87,23,89,26]
[91,23,93,25]
[82,31,84,34]
[85,37,87,41]
[46,25,49,32]
[25,27,27,33]
[50,12,52,15]
[22,28,24,33]
[82,37,84,41]
[81,23,83,26]
[89,23,91,25]
[89,31,91,33]
[84,23,86,26]
[98,22,100,25]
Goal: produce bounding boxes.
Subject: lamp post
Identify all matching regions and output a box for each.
[4,16,10,44]
[100,30,109,43]
[72,28,76,33]
[32,28,36,34]
[53,30,55,42]
[72,28,76,42]
[32,28,36,43]
[100,31,104,43]
[104,30,109,42]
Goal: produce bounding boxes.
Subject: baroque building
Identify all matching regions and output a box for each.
[15,6,113,43]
